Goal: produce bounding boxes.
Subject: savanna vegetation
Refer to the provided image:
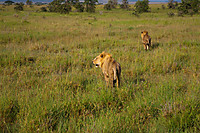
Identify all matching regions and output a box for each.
[0,2,200,132]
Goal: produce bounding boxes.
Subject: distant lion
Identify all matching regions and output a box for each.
[141,31,151,50]
[92,51,121,88]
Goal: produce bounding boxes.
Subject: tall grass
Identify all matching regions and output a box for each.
[0,4,200,132]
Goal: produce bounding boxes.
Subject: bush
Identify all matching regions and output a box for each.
[14,2,24,11]
[113,0,118,6]
[74,2,84,12]
[59,3,72,14]
[48,0,71,14]
[167,11,175,17]
[168,0,177,9]
[120,0,129,9]
[0,100,20,131]
[188,9,194,16]
[132,10,139,17]
[178,0,200,15]
[35,2,43,6]
[134,0,149,13]
[85,0,98,12]
[26,0,32,5]
[40,7,47,12]
[161,5,166,9]
[104,4,112,10]
[178,10,184,17]
[4,0,14,5]
[104,0,116,10]
[174,1,178,6]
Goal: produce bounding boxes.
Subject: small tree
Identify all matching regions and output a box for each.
[104,3,112,10]
[109,0,116,8]
[168,0,178,9]
[134,0,149,13]
[48,0,62,12]
[167,11,175,17]
[14,2,24,11]
[59,3,72,14]
[132,9,139,17]
[40,7,47,12]
[35,2,43,6]
[85,0,98,12]
[174,1,178,6]
[74,3,85,12]
[161,5,166,9]
[26,0,32,5]
[48,0,71,14]
[178,10,184,16]
[120,0,129,9]
[113,0,118,6]
[4,0,14,5]
[178,0,200,14]
[72,0,85,12]
[104,0,116,10]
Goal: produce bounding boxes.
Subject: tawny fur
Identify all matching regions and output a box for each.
[141,31,151,50]
[92,51,121,88]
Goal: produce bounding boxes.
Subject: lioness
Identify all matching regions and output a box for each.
[92,51,121,88]
[141,31,151,50]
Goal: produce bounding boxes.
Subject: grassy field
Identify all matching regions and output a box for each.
[0,4,200,132]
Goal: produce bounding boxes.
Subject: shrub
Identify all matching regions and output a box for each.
[4,0,14,5]
[167,11,175,17]
[162,5,166,9]
[134,0,149,13]
[112,0,118,6]
[132,10,139,17]
[48,0,71,14]
[35,2,43,6]
[48,0,62,12]
[174,1,178,6]
[188,9,194,16]
[59,3,72,14]
[168,0,176,9]
[120,0,129,9]
[26,0,32,5]
[0,100,20,131]
[14,2,24,11]
[85,0,98,12]
[178,10,184,17]
[109,0,117,8]
[104,0,116,10]
[178,0,200,14]
[74,2,85,12]
[40,7,47,12]
[104,4,112,10]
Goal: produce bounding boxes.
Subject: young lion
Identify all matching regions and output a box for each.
[141,31,151,50]
[92,51,121,88]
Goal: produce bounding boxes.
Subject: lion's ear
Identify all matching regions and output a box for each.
[100,53,104,58]
[100,51,105,58]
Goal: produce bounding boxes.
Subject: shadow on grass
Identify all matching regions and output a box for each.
[133,78,146,84]
[151,43,160,50]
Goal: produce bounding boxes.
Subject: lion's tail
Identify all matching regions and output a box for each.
[148,38,151,46]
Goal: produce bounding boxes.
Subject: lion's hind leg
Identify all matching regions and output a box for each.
[116,76,120,88]
[143,44,147,50]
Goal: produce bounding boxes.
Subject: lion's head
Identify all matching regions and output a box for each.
[141,30,148,38]
[92,51,111,68]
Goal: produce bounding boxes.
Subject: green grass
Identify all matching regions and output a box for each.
[0,4,200,132]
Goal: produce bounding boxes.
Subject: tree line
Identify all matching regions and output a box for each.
[3,0,200,16]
